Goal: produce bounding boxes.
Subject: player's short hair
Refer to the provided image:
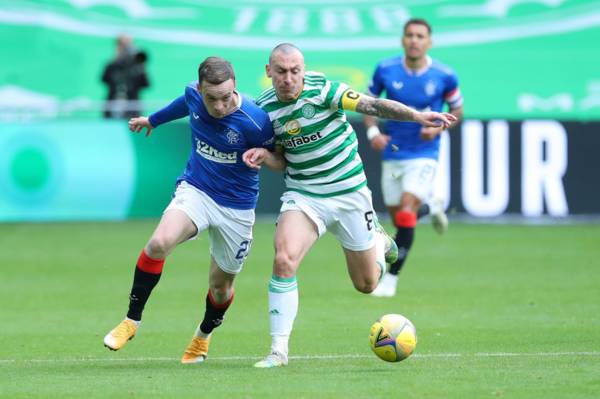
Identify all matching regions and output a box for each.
[403,18,432,35]
[198,56,235,85]
[269,43,302,65]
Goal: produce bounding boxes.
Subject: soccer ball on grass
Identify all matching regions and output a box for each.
[369,313,417,362]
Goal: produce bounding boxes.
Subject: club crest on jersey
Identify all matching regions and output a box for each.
[301,103,316,119]
[425,80,437,97]
[392,81,403,90]
[285,120,302,135]
[224,128,240,144]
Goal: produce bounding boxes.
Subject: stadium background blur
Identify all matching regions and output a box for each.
[2,0,600,221]
[1,2,600,399]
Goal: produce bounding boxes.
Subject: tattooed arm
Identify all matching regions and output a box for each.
[340,89,456,128]
[356,95,419,121]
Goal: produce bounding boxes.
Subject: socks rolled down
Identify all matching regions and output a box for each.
[127,250,165,321]
[389,211,416,275]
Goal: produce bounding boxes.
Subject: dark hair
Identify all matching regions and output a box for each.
[198,56,235,85]
[403,18,432,35]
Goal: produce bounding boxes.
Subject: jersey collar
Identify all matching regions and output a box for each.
[234,90,242,109]
[402,55,432,76]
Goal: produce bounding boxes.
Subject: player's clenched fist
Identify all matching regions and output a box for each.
[242,148,268,169]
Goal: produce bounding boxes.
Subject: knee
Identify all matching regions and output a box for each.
[399,194,421,214]
[145,236,172,258]
[273,250,299,278]
[209,283,233,302]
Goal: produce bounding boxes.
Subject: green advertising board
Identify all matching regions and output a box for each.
[1,0,599,119]
[0,120,287,221]
[0,120,189,221]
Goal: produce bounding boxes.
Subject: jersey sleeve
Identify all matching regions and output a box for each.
[148,95,189,127]
[322,80,350,111]
[443,72,463,110]
[249,114,275,151]
[322,79,365,112]
[367,64,384,97]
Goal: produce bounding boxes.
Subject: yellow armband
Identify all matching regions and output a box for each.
[340,89,362,112]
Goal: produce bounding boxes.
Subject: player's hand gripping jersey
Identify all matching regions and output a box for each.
[368,56,462,161]
[255,71,366,198]
[149,82,274,209]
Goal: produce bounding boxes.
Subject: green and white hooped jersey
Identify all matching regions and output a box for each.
[256,71,367,197]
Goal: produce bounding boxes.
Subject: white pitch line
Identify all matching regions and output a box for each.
[1,351,599,364]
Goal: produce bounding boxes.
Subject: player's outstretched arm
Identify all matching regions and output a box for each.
[352,93,456,128]
[420,105,464,141]
[242,146,286,171]
[128,116,154,137]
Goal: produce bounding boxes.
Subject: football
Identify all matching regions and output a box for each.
[369,314,417,362]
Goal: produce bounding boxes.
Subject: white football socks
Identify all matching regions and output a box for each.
[267,275,298,355]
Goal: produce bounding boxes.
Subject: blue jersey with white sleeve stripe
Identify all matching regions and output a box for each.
[148,82,274,210]
[368,56,462,160]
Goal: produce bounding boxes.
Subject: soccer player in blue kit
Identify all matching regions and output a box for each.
[103,57,275,363]
[364,19,464,297]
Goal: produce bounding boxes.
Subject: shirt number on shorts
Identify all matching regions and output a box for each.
[235,240,251,260]
[364,211,374,231]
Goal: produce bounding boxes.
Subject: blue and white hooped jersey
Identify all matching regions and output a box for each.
[368,56,462,160]
[148,82,275,210]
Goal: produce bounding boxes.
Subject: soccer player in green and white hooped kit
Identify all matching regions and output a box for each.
[243,43,456,368]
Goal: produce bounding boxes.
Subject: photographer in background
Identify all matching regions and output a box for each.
[101,34,150,119]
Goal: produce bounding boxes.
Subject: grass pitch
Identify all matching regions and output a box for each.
[1,220,599,398]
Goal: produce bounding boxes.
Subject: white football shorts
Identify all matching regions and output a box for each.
[381,158,438,206]
[279,186,377,252]
[164,181,255,274]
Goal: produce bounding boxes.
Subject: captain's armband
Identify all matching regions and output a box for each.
[340,89,363,112]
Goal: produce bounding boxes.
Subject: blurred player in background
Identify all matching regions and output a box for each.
[364,18,464,297]
[243,43,456,368]
[103,57,274,363]
[101,33,150,119]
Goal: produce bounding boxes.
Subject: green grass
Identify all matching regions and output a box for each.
[1,221,599,398]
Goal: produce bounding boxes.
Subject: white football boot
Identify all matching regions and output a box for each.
[253,351,289,368]
[370,272,398,298]
[430,198,448,235]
